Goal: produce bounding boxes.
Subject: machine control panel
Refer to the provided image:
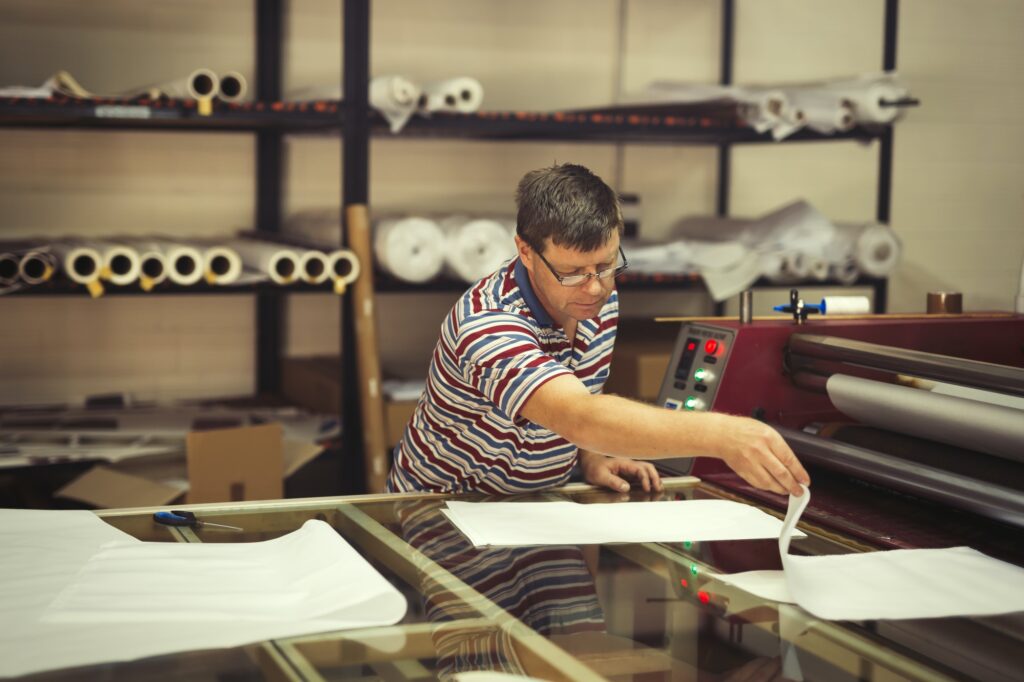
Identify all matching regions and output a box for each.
[657,323,736,414]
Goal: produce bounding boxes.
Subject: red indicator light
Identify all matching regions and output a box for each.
[680,578,689,588]
[697,590,710,604]
[686,341,697,351]
[704,339,719,354]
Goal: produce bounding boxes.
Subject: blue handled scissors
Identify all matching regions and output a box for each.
[153,510,242,532]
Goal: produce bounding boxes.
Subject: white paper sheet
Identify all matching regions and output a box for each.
[0,511,407,678]
[717,486,1024,621]
[442,499,803,548]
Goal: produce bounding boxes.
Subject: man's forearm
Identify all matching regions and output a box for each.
[564,393,728,460]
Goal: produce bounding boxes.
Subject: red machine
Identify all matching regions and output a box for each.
[654,305,1024,560]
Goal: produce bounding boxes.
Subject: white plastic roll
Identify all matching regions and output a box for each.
[809,257,830,281]
[418,77,484,115]
[374,217,446,283]
[203,245,243,285]
[98,243,141,286]
[0,252,21,285]
[854,224,901,277]
[826,80,909,124]
[820,295,870,315]
[136,248,168,288]
[737,89,788,133]
[328,249,361,291]
[298,250,331,284]
[52,243,103,285]
[370,75,421,133]
[783,90,855,134]
[782,251,810,279]
[136,68,219,101]
[438,216,517,283]
[217,71,247,103]
[18,249,58,285]
[826,373,1024,464]
[829,259,860,285]
[230,239,300,285]
[156,242,205,286]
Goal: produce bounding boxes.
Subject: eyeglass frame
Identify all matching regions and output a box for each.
[533,245,629,287]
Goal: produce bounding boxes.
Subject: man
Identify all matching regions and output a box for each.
[388,163,809,497]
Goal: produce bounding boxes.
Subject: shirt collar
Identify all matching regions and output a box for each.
[514,258,554,328]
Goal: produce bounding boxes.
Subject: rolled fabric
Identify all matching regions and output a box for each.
[825,76,910,125]
[373,217,445,283]
[829,258,860,285]
[230,239,300,285]
[370,75,421,133]
[327,249,361,293]
[217,71,247,103]
[782,89,856,134]
[153,241,206,287]
[135,245,169,289]
[854,223,901,277]
[418,77,484,115]
[809,257,830,281]
[298,250,331,284]
[438,216,516,283]
[202,245,243,285]
[18,249,58,285]
[97,242,141,286]
[51,243,103,286]
[0,251,21,286]
[736,88,788,133]
[134,68,220,101]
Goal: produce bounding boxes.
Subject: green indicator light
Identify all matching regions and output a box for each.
[683,540,693,550]
[690,563,699,576]
[694,368,706,382]
[684,396,698,410]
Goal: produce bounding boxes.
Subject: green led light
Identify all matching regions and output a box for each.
[684,396,698,410]
[694,368,707,382]
[690,563,699,577]
[683,540,693,550]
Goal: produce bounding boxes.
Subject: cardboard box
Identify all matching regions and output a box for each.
[186,423,284,503]
[385,400,417,446]
[604,319,678,402]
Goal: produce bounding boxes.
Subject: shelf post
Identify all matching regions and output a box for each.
[873,0,899,314]
[713,0,735,317]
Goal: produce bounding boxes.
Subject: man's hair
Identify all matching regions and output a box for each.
[515,163,623,254]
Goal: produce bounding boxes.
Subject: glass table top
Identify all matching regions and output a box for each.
[23,477,1021,681]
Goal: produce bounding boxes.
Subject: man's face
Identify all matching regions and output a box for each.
[517,233,621,328]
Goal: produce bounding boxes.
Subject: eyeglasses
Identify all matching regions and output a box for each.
[535,246,629,287]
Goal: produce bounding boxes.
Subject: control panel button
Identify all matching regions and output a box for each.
[704,356,717,364]
[674,380,687,390]
[683,396,706,411]
[704,339,719,355]
[694,384,708,393]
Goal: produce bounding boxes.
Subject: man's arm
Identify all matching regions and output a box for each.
[520,374,809,496]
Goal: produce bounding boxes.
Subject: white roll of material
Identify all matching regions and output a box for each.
[140,68,220,101]
[230,240,300,285]
[439,216,516,283]
[783,90,855,134]
[418,77,484,115]
[153,242,205,287]
[0,252,21,285]
[135,246,168,289]
[826,78,909,125]
[834,223,901,278]
[217,71,247,103]
[826,373,1024,464]
[328,249,361,293]
[18,249,58,285]
[97,242,141,286]
[820,295,870,314]
[203,245,243,285]
[829,259,860,285]
[374,217,446,284]
[52,243,103,286]
[298,250,331,284]
[370,75,421,133]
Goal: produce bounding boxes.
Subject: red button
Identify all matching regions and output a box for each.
[704,339,719,354]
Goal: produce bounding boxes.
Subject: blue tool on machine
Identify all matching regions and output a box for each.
[153,510,243,532]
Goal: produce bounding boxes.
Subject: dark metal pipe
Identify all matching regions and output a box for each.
[779,426,1024,529]
[788,333,1024,397]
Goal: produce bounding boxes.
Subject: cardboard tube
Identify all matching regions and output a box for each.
[346,204,389,493]
[230,240,300,285]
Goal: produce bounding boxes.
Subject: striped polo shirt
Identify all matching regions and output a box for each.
[387,257,619,494]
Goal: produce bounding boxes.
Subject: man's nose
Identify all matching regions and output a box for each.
[584,275,605,295]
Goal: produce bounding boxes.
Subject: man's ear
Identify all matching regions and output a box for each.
[514,235,532,264]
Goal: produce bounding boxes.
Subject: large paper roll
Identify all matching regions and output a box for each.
[52,243,103,285]
[97,242,141,286]
[373,217,445,283]
[438,216,516,283]
[782,90,855,134]
[418,77,484,115]
[152,241,205,287]
[203,245,243,285]
[327,249,361,293]
[298,250,330,284]
[18,249,58,285]
[854,223,901,277]
[826,77,909,124]
[826,374,1024,464]
[230,240,300,285]
[0,251,21,285]
[370,75,421,133]
[217,72,247,103]
[137,68,219,101]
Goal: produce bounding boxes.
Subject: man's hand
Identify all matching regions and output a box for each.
[579,450,662,493]
[712,414,810,496]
